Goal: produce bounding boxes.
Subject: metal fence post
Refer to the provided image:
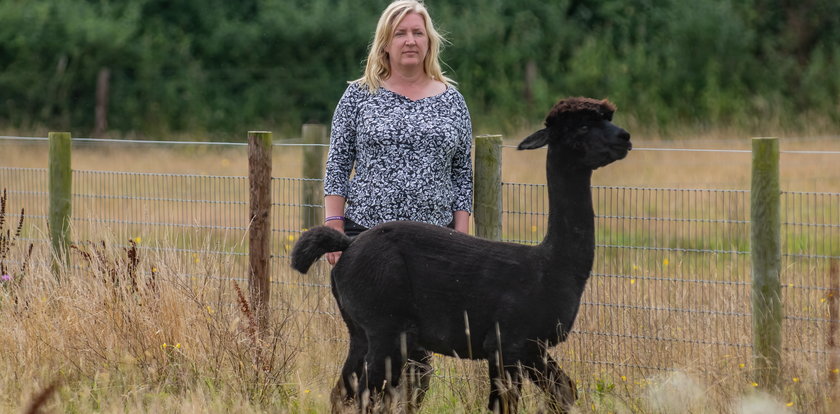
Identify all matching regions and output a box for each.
[248,131,272,332]
[49,131,72,275]
[751,137,782,390]
[474,134,502,240]
[301,124,327,230]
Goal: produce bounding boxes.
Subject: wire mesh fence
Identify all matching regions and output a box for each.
[1,136,839,404]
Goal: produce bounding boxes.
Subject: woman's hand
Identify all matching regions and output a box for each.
[453,210,470,234]
[323,195,347,266]
[324,218,345,265]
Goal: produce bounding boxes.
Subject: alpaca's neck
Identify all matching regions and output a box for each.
[540,148,595,287]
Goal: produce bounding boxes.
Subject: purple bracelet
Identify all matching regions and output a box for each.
[325,216,345,222]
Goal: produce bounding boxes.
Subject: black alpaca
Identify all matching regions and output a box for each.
[292,97,631,413]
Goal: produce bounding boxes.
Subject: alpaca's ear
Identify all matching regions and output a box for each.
[517,128,550,150]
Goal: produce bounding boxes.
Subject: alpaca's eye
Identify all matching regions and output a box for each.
[577,126,589,134]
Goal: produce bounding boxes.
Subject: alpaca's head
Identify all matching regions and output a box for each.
[518,97,631,169]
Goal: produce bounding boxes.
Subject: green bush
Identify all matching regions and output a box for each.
[0,0,838,138]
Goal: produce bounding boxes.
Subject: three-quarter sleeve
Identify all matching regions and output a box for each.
[324,85,359,198]
[450,94,473,213]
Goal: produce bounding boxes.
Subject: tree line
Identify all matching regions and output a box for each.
[1,0,838,138]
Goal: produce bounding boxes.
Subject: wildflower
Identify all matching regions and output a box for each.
[792,377,799,383]
[821,297,827,303]
[663,258,670,266]
[531,225,538,233]
[134,236,142,244]
[620,375,627,382]
[207,306,215,314]
[175,343,181,349]
[630,279,636,285]
[1,274,11,282]
[832,368,839,374]
[304,389,311,394]
[632,265,639,271]
[738,363,746,369]
[162,343,168,349]
[751,382,758,387]
[786,402,794,407]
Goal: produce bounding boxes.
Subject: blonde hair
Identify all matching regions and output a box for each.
[355,0,454,92]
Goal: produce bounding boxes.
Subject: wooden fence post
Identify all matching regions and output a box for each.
[474,135,502,240]
[248,131,272,331]
[829,259,839,403]
[49,132,72,275]
[750,137,782,390]
[301,124,327,230]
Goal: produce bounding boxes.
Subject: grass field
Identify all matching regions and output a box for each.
[1,133,839,412]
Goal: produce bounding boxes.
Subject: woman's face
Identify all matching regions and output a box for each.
[386,12,428,71]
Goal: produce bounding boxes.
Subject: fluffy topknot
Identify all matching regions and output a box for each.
[545,97,616,127]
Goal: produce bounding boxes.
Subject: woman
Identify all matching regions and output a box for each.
[323,0,473,265]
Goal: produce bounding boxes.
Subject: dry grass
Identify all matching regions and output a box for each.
[1,132,838,412]
[3,235,832,413]
[0,226,303,413]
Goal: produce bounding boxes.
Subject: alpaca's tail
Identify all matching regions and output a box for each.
[290,226,353,273]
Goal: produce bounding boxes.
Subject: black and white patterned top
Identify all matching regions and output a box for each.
[324,82,473,229]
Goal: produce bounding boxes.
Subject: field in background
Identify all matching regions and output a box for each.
[1,134,839,413]
[3,135,840,190]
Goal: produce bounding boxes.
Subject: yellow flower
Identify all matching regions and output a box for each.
[632,265,639,271]
[304,389,311,394]
[630,279,636,285]
[152,267,158,273]
[786,402,794,407]
[663,258,670,266]
[792,377,799,383]
[751,382,758,387]
[738,363,745,369]
[175,343,181,349]
[287,234,296,241]
[832,368,839,374]
[161,343,168,349]
[620,375,627,382]
[821,297,827,303]
[207,306,215,314]
[134,236,142,243]
[531,225,538,233]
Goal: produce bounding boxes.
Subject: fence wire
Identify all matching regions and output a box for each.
[1,138,839,402]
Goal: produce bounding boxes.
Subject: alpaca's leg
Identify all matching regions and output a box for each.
[522,352,577,413]
[360,331,408,410]
[404,349,433,412]
[332,306,368,409]
[332,331,367,409]
[487,350,523,414]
